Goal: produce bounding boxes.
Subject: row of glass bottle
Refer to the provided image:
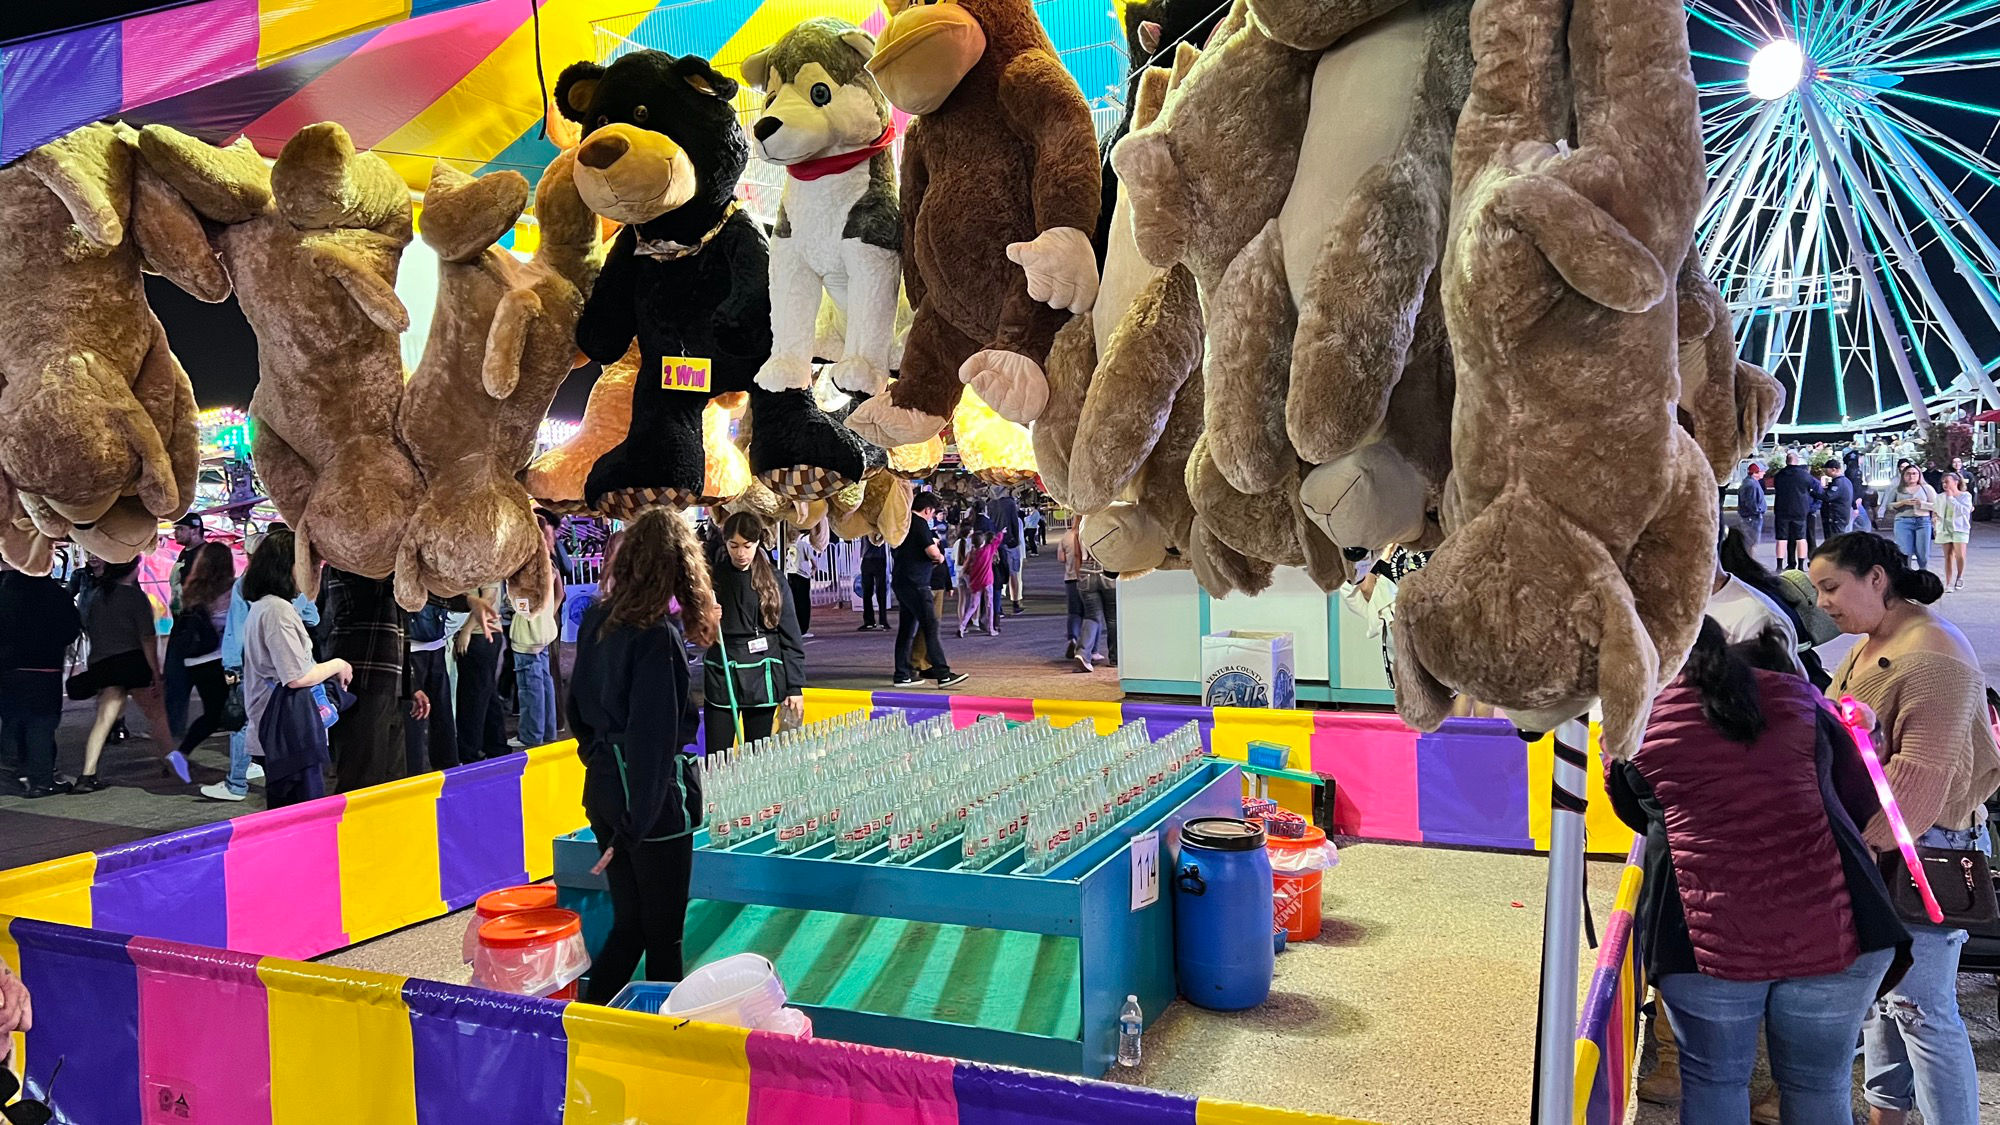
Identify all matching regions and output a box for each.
[698,711,1207,872]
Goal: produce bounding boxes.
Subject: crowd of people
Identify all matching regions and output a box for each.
[1736,445,1981,588]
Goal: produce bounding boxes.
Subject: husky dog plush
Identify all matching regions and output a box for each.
[743,18,901,403]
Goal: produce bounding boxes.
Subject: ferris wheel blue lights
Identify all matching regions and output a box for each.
[1691,0,2000,433]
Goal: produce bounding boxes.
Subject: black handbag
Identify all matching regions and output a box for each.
[1881,846,2000,931]
[218,672,249,733]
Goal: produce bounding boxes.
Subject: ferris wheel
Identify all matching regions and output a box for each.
[1689,0,2000,435]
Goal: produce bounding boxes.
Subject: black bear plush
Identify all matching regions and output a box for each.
[556,48,866,516]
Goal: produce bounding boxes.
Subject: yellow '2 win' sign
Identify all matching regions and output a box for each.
[661,356,712,393]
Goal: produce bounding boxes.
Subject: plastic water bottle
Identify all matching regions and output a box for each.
[1117,995,1143,1067]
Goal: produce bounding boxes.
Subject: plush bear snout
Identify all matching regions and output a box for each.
[571,123,698,225]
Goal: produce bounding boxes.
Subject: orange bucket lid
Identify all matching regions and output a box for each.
[478,908,581,948]
[475,884,557,919]
[1266,825,1327,850]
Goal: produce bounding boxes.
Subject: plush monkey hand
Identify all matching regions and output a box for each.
[958,349,1050,425]
[1006,226,1098,314]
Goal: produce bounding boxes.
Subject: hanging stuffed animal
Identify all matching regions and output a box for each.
[845,0,1103,448]
[742,18,902,404]
[1391,0,1714,759]
[525,342,638,514]
[1675,255,1785,479]
[554,48,869,516]
[394,151,601,611]
[0,122,223,568]
[139,122,422,593]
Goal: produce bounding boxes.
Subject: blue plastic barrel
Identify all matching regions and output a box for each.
[1172,817,1275,1010]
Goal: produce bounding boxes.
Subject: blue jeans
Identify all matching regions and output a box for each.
[1659,947,1893,1125]
[513,648,555,748]
[224,666,250,796]
[1864,823,1988,1121]
[1893,515,1932,569]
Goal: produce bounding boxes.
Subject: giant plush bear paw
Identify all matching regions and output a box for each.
[1007,227,1099,314]
[829,355,890,398]
[750,387,869,501]
[755,353,817,393]
[958,350,1049,425]
[1298,445,1430,554]
[846,395,949,450]
[585,430,706,520]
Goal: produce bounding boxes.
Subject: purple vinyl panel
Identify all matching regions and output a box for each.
[952,1060,1198,1125]
[1118,700,1213,747]
[91,820,232,948]
[11,918,141,1125]
[405,979,569,1125]
[437,755,530,909]
[1415,719,1532,850]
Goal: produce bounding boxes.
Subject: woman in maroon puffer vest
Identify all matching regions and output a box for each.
[1609,618,1910,1125]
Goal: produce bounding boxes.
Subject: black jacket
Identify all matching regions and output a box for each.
[259,680,352,783]
[704,556,805,709]
[568,602,701,851]
[1822,475,1856,534]
[0,571,82,671]
[1771,464,1825,520]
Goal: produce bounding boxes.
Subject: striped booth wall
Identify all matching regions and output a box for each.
[0,690,1636,1123]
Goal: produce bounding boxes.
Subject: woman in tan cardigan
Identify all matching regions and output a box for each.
[1810,532,1999,1125]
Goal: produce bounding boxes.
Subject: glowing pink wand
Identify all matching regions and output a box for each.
[1839,696,1943,924]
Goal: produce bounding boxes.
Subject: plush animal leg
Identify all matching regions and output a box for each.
[0,478,51,575]
[959,349,1049,428]
[1490,163,1668,315]
[1033,314,1095,508]
[1247,0,1421,52]
[829,241,899,397]
[1069,263,1204,513]
[393,533,432,614]
[1590,585,1662,765]
[1189,517,1275,598]
[1610,441,1717,760]
[1205,220,1298,493]
[758,237,824,393]
[108,342,183,516]
[249,422,316,531]
[484,288,544,399]
[847,304,974,447]
[506,539,555,616]
[1287,155,1445,464]
[127,320,201,521]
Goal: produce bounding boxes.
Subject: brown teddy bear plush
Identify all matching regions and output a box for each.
[1675,256,1784,478]
[845,0,1103,449]
[526,342,638,514]
[394,151,601,611]
[140,122,423,593]
[0,122,224,569]
[1391,0,1715,759]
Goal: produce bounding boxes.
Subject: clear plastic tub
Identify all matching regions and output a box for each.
[663,953,787,1029]
[471,908,590,1000]
[462,884,558,963]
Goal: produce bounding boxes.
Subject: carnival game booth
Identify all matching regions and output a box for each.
[0,689,1643,1125]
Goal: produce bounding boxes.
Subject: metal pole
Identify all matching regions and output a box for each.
[1534,718,1591,1125]
[1799,89,1937,434]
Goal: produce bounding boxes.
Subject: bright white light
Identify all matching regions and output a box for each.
[1748,40,1805,100]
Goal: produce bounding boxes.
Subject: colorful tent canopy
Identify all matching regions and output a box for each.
[8,0,1132,189]
[0,0,492,164]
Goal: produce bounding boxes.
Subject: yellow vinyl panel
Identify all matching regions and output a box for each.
[1525,725,1635,856]
[1032,697,1125,734]
[802,688,875,725]
[337,771,447,942]
[521,739,589,879]
[0,852,95,928]
[260,959,417,1123]
[258,0,411,66]
[563,1003,752,1124]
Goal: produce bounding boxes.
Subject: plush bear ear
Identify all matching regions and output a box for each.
[839,28,878,64]
[1136,20,1163,55]
[675,54,738,100]
[555,61,604,123]
[739,48,773,94]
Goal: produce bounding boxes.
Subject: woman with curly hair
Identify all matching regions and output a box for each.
[568,508,719,1002]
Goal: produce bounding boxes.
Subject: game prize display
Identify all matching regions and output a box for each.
[699,712,1206,873]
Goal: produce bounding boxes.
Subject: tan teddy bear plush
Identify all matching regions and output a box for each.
[394,151,601,611]
[526,342,638,514]
[0,122,225,569]
[1391,0,1715,759]
[140,122,422,593]
[1675,255,1784,479]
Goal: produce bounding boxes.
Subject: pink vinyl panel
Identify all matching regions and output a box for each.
[223,796,348,958]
